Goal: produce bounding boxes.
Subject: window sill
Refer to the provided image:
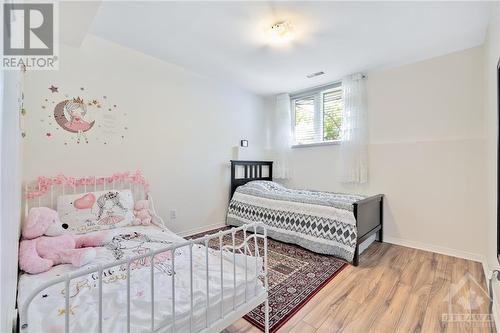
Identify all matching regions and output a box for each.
[291,140,341,149]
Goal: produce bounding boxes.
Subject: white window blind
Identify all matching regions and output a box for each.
[293,96,316,144]
[291,83,343,146]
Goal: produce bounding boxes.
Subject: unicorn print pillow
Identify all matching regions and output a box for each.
[57,189,135,234]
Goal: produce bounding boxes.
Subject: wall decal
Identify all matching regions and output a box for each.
[40,85,128,145]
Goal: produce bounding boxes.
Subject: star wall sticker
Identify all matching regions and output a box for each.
[48,85,58,93]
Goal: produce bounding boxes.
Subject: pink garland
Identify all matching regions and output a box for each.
[26,170,150,199]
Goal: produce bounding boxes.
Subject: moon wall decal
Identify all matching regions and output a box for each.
[53,100,95,133]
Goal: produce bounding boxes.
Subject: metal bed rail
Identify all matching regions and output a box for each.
[19,222,269,333]
[24,173,154,224]
[20,173,269,333]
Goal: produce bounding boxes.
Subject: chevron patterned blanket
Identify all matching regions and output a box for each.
[226,181,365,263]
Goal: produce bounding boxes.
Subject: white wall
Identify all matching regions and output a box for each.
[483,1,500,322]
[0,70,23,332]
[22,34,268,235]
[281,47,486,260]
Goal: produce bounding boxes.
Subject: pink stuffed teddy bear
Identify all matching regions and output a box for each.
[132,200,153,226]
[19,207,110,274]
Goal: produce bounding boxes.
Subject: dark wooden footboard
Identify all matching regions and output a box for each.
[352,194,384,266]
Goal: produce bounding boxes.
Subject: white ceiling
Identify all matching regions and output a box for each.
[86,1,491,95]
[60,1,101,47]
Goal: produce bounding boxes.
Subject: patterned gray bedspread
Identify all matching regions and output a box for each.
[226,181,365,262]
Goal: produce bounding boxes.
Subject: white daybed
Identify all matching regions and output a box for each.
[18,173,269,333]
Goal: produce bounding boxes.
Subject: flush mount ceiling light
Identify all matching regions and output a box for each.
[268,20,295,46]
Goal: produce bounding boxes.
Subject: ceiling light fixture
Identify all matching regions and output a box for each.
[268,20,294,46]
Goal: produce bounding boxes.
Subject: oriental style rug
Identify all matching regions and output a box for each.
[187,227,347,332]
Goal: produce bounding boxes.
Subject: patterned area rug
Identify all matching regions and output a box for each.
[188,227,347,332]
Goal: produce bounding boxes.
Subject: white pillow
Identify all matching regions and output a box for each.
[57,189,135,234]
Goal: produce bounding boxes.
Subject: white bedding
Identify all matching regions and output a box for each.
[18,225,264,333]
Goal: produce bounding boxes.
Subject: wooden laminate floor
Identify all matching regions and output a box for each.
[222,242,496,333]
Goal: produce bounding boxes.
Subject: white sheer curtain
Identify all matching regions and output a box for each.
[273,93,292,179]
[339,73,368,184]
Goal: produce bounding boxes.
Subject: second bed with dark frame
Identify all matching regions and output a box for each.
[229,160,384,266]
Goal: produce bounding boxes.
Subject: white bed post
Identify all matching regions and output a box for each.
[150,254,155,332]
[219,233,224,319]
[98,266,103,333]
[19,221,269,333]
[171,249,176,333]
[231,230,236,312]
[253,225,258,294]
[126,261,131,333]
[24,184,29,218]
[50,185,53,208]
[204,239,210,329]
[243,225,248,303]
[189,243,194,333]
[37,183,41,207]
[263,225,269,333]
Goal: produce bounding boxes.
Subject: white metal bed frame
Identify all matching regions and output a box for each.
[19,174,269,333]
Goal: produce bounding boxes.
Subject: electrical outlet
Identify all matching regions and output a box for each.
[170,210,176,220]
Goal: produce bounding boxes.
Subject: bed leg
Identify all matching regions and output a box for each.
[353,245,359,266]
[379,197,384,243]
[264,299,270,333]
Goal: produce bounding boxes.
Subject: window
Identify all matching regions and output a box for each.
[291,83,343,146]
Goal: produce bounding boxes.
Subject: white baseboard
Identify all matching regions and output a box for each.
[384,236,484,262]
[176,222,227,237]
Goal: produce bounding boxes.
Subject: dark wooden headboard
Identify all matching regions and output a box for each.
[230,160,273,199]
